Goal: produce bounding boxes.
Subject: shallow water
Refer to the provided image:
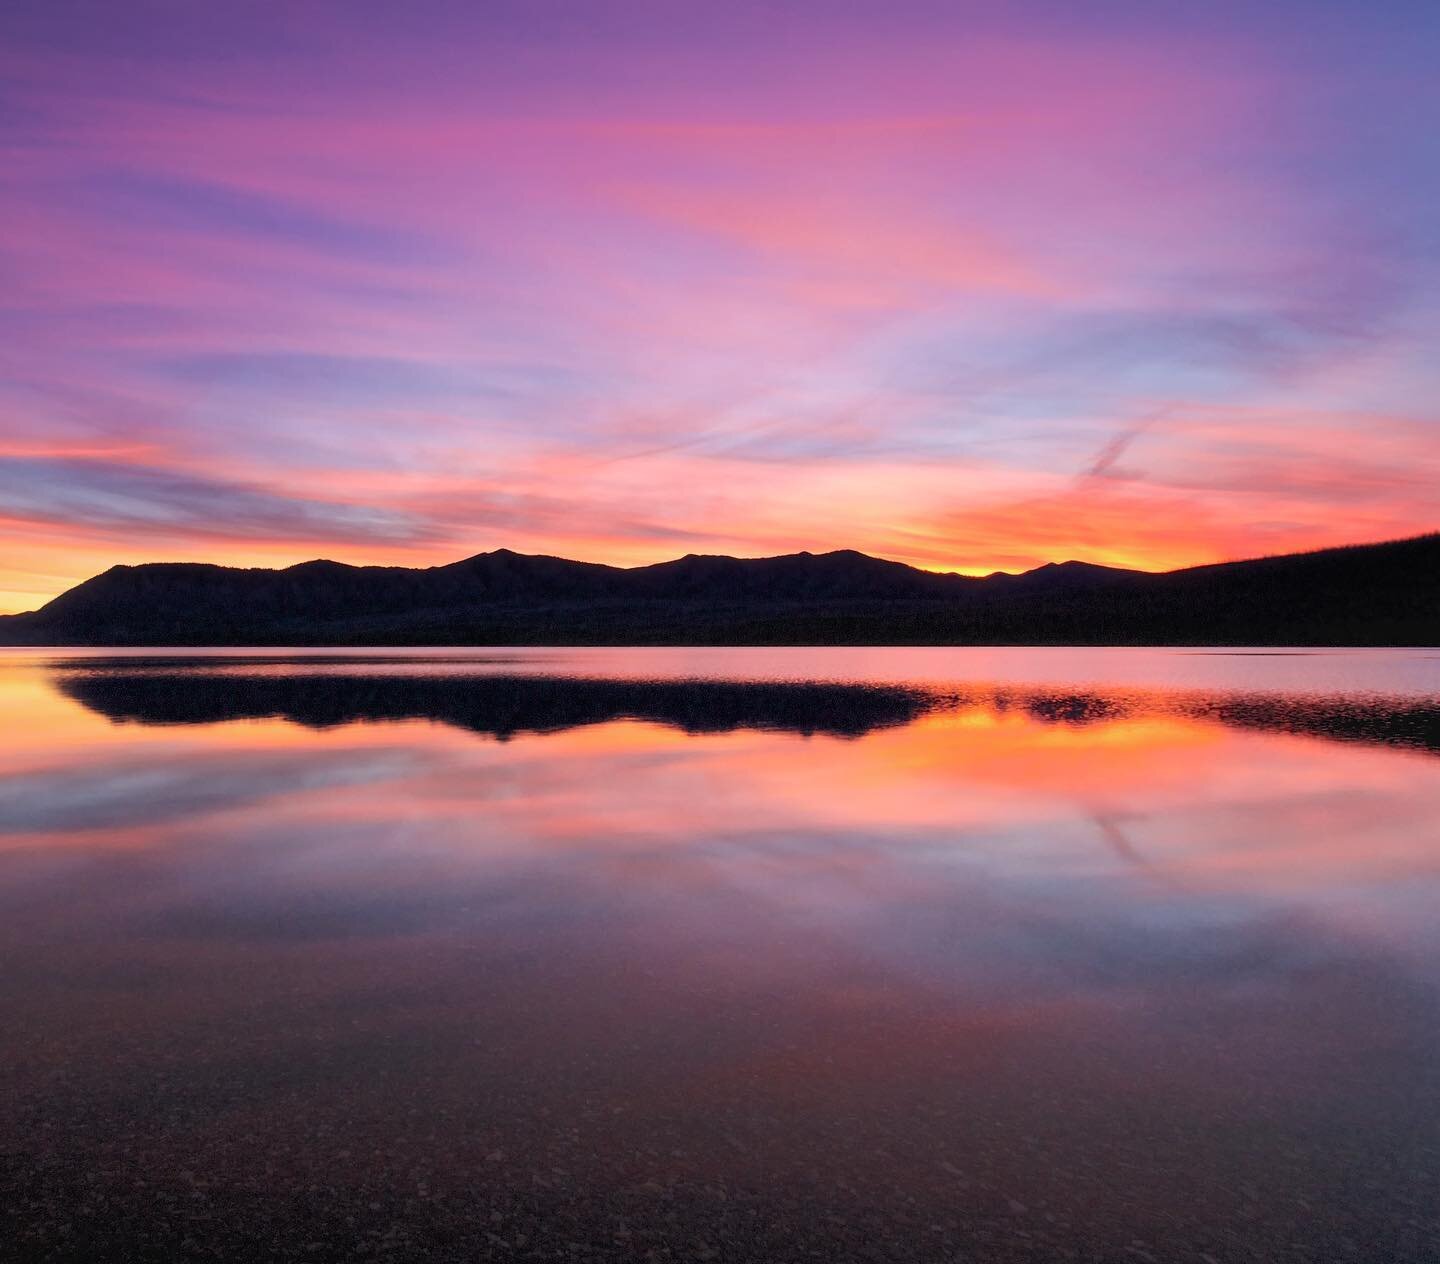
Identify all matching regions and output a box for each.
[3,647,1439,1262]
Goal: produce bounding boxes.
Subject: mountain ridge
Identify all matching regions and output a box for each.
[1,533,1436,646]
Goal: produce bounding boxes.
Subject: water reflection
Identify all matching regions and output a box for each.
[52,659,1440,754]
[55,667,935,739]
[2,650,1438,1262]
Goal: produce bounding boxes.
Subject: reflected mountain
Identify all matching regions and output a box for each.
[54,667,936,739]
[53,662,1440,755]
[1006,687,1440,755]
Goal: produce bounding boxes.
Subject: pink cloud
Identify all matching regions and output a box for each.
[0,7,1435,608]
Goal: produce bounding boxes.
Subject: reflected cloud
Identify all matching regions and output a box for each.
[4,651,1440,1260]
[0,746,424,837]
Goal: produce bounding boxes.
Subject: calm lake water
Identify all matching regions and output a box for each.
[3,647,1439,1262]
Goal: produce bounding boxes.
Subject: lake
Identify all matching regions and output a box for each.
[3,647,1439,1262]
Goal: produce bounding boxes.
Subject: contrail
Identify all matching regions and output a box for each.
[1080,409,1169,481]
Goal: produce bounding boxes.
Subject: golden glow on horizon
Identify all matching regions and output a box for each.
[2,409,1435,613]
[5,527,1417,614]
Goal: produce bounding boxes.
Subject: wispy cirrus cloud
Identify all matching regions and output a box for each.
[0,456,429,545]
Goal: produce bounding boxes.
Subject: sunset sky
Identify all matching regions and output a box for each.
[2,0,1438,612]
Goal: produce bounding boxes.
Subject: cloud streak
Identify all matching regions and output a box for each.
[0,456,429,546]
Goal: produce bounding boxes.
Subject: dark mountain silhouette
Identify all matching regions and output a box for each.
[55,664,1440,757]
[1,533,1436,646]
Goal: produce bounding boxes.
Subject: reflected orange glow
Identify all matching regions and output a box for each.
[6,658,1437,920]
[3,651,1439,1264]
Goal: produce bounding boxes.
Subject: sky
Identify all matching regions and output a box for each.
[2,0,1438,611]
